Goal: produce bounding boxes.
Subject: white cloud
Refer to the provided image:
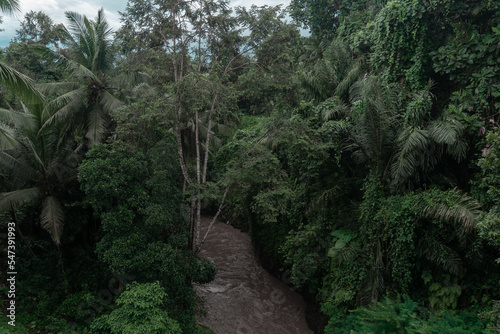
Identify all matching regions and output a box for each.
[18,0,121,27]
[0,0,290,47]
[0,0,126,46]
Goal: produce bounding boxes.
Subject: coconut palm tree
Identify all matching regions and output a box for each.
[0,0,44,108]
[0,0,44,150]
[0,103,78,246]
[37,8,123,146]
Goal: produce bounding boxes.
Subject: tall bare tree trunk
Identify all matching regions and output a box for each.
[176,106,192,185]
[195,109,202,250]
[188,188,196,250]
[202,94,218,184]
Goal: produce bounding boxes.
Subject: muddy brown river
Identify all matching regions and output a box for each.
[195,216,314,334]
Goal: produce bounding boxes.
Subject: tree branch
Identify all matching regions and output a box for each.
[196,185,230,253]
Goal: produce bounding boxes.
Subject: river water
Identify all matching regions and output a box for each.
[195,216,314,334]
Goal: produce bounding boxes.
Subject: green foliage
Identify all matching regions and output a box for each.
[235,5,302,114]
[298,39,363,102]
[79,139,216,333]
[78,143,149,215]
[4,0,500,332]
[324,296,489,334]
[424,274,462,311]
[4,42,64,82]
[15,10,64,47]
[319,183,485,312]
[370,0,434,89]
[289,0,369,37]
[0,318,30,334]
[36,8,123,146]
[90,282,181,334]
[473,131,500,262]
[474,131,500,211]
[56,291,98,324]
[480,301,500,333]
[431,2,500,116]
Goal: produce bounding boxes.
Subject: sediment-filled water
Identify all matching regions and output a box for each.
[195,216,313,334]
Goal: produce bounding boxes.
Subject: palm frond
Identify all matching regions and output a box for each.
[322,120,350,137]
[68,61,101,82]
[31,44,99,83]
[37,82,80,96]
[335,57,366,97]
[65,11,90,42]
[0,107,35,128]
[0,62,44,104]
[53,23,74,45]
[92,8,114,71]
[39,88,86,135]
[0,150,34,175]
[85,106,108,144]
[100,90,124,112]
[428,119,468,161]
[23,138,45,171]
[428,120,459,145]
[418,234,463,275]
[0,122,17,150]
[40,196,65,246]
[390,126,431,189]
[0,0,20,14]
[65,9,114,73]
[321,97,349,121]
[131,82,153,95]
[46,87,87,111]
[420,191,481,233]
[0,187,41,212]
[405,82,434,126]
[29,44,67,67]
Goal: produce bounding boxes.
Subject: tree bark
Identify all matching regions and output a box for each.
[202,94,218,185]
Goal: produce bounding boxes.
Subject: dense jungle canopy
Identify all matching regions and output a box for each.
[1,0,500,332]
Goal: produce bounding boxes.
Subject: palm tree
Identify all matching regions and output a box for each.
[0,0,44,106]
[37,9,122,146]
[0,103,78,246]
[298,39,366,103]
[332,76,469,192]
[0,0,18,13]
[321,75,480,303]
[0,107,31,149]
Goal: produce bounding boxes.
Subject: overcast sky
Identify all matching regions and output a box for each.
[0,0,291,47]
